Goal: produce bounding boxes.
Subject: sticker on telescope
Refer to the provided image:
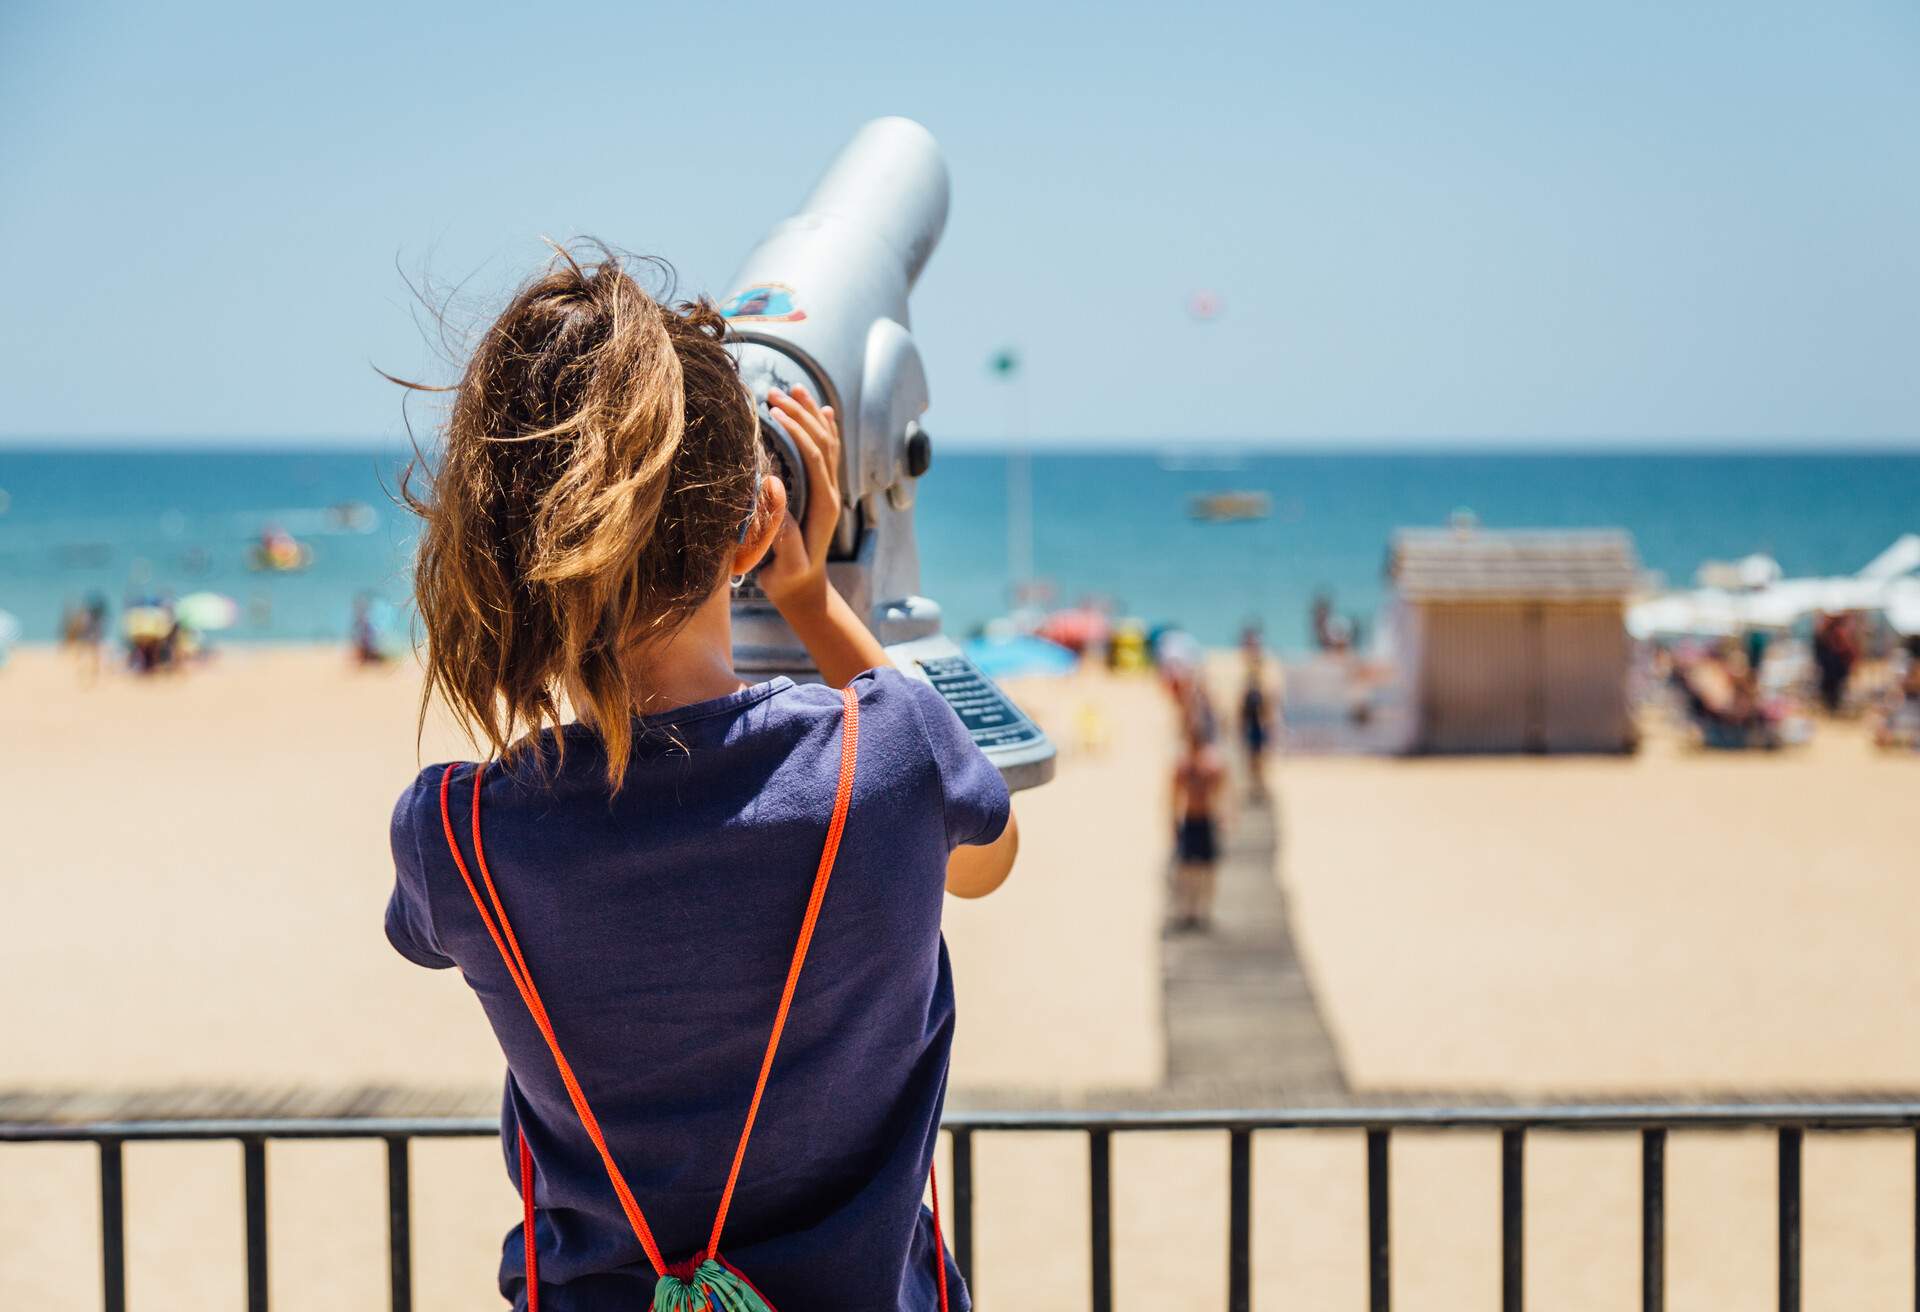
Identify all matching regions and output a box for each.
[720,283,806,323]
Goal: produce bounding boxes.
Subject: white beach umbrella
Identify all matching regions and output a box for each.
[1634,547,1920,640]
[1765,576,1890,617]
[1628,589,1742,639]
[1731,587,1807,630]
[1696,553,1783,590]
[176,592,241,632]
[1859,534,1920,582]
[1885,580,1920,636]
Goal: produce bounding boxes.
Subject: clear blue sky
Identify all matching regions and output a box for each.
[2,0,1915,447]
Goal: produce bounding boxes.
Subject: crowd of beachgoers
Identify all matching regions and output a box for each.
[31,521,393,679]
[1654,613,1920,751]
[24,555,1920,765]
[47,582,392,679]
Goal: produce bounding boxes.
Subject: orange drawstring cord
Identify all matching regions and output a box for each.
[440,762,670,1277]
[444,685,949,1310]
[931,1158,949,1310]
[702,683,861,1260]
[519,1129,539,1311]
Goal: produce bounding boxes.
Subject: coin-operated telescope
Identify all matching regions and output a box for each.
[721,117,1054,790]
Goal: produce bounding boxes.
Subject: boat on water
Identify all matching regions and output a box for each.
[1187,490,1271,523]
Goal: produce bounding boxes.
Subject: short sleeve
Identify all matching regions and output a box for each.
[898,673,1012,850]
[385,771,455,970]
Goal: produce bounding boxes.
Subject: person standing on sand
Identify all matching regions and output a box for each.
[1237,625,1276,800]
[1873,636,1920,748]
[60,597,106,683]
[1814,611,1860,714]
[347,593,387,666]
[81,593,109,680]
[1310,592,1333,651]
[1169,718,1227,932]
[383,247,1017,1312]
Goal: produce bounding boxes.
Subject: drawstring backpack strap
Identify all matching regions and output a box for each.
[931,1156,950,1310]
[439,757,673,1276]
[700,684,862,1263]
[441,686,949,1310]
[518,1129,539,1312]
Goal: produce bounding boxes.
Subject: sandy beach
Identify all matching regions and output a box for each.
[1280,714,1920,1094]
[3,646,1918,1308]
[0,647,1170,1309]
[0,647,1166,1103]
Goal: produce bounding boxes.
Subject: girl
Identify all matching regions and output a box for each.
[385,247,1018,1311]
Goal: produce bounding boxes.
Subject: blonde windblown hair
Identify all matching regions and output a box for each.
[397,243,762,788]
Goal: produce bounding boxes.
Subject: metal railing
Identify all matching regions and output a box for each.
[8,1102,1920,1312]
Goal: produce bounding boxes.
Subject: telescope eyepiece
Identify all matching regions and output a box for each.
[728,332,841,553]
[756,407,807,531]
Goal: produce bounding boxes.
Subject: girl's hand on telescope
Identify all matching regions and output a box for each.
[756,384,889,687]
[757,384,841,615]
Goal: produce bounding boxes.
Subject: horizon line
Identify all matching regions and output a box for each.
[3,434,1919,455]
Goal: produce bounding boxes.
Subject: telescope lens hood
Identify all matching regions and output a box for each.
[726,332,837,534]
[757,411,806,531]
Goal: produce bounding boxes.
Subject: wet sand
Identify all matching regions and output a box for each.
[5,647,1920,1308]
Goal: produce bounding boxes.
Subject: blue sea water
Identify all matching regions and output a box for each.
[1,448,1916,651]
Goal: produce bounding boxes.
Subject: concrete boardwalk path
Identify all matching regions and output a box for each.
[1160,777,1349,1099]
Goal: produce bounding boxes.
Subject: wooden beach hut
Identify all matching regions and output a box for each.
[1388,526,1641,754]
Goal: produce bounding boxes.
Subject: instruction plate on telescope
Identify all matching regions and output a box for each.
[884,634,1056,791]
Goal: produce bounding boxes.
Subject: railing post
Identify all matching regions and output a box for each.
[1088,1128,1112,1312]
[243,1137,269,1312]
[1228,1129,1252,1312]
[1502,1128,1524,1312]
[1368,1128,1391,1312]
[1778,1128,1802,1312]
[1642,1128,1665,1312]
[949,1128,974,1292]
[386,1136,413,1312]
[99,1138,126,1312]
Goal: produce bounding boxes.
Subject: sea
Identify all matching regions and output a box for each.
[2,448,1916,652]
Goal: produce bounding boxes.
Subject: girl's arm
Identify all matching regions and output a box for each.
[761,385,1020,898]
[947,812,1019,898]
[755,385,888,687]
[779,585,889,691]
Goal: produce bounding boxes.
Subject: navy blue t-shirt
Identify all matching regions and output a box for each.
[386,668,1008,1311]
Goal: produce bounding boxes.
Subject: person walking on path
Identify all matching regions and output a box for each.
[1237,626,1277,801]
[1169,717,1227,932]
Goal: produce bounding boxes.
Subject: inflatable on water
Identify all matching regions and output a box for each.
[248,527,312,573]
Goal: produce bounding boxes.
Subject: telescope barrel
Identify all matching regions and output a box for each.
[720,117,950,551]
[788,117,949,292]
[719,116,1055,789]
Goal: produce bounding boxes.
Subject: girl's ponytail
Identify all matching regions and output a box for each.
[399,244,760,788]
